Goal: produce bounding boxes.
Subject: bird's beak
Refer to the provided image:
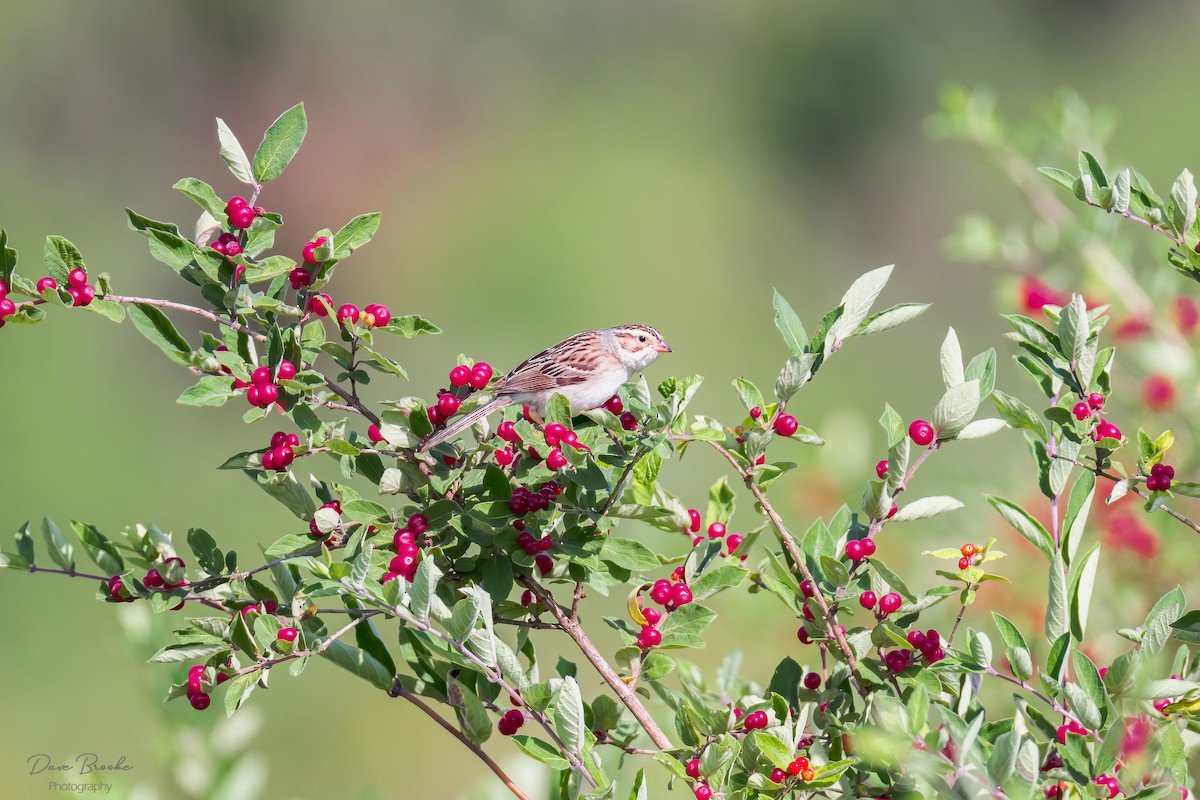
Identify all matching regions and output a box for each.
[655,341,672,353]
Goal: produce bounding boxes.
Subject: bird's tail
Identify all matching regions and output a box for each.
[419,395,514,452]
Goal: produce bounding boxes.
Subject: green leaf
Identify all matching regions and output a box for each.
[1038,166,1076,191]
[149,642,227,663]
[40,518,74,572]
[70,521,122,575]
[319,639,393,691]
[382,315,441,338]
[706,476,736,526]
[831,264,893,347]
[772,289,808,355]
[627,768,648,800]
[1142,586,1185,657]
[855,302,930,337]
[992,612,1032,682]
[689,565,746,602]
[253,103,307,183]
[332,212,382,256]
[1046,551,1069,643]
[1169,168,1197,237]
[956,418,1009,440]
[599,537,659,572]
[1071,649,1107,726]
[252,469,316,520]
[409,558,441,625]
[83,297,125,323]
[964,348,997,399]
[1060,471,1095,567]
[43,235,85,285]
[891,496,963,522]
[1068,543,1099,641]
[774,353,816,401]
[555,676,585,753]
[752,730,793,770]
[940,327,964,388]
[512,736,571,770]
[173,177,226,219]
[931,379,980,439]
[178,375,239,407]
[129,303,192,365]
[216,117,254,184]
[985,495,1054,561]
[990,390,1047,439]
[447,674,492,745]
[222,672,257,717]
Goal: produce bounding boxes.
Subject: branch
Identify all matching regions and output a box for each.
[983,666,1102,743]
[106,294,267,342]
[392,682,533,800]
[522,577,675,751]
[1054,454,1200,535]
[704,440,864,692]
[235,611,377,676]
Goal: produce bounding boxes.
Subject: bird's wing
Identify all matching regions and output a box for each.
[495,330,602,395]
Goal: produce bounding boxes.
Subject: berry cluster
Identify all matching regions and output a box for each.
[1070,393,1124,442]
[233,359,296,409]
[186,664,217,710]
[334,302,391,329]
[262,430,300,471]
[1146,462,1175,492]
[384,512,429,582]
[515,519,557,577]
[843,536,876,562]
[142,555,187,591]
[225,196,261,230]
[957,541,984,571]
[638,574,694,649]
[426,361,494,430]
[906,628,945,664]
[497,708,525,736]
[768,754,816,784]
[0,280,14,324]
[209,232,243,258]
[688,515,746,557]
[508,480,564,516]
[106,575,134,602]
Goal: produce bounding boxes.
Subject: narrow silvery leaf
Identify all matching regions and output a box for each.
[854,303,929,337]
[772,289,807,356]
[216,118,254,184]
[409,558,441,624]
[891,496,964,522]
[940,327,964,388]
[1170,168,1197,236]
[931,379,980,439]
[253,103,308,184]
[1061,471,1095,567]
[956,418,1009,440]
[1057,294,1088,367]
[555,676,586,753]
[1045,552,1069,643]
[832,264,893,346]
[1111,168,1131,213]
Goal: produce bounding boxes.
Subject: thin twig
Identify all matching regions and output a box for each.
[392,682,533,800]
[983,666,1102,742]
[1054,454,1200,535]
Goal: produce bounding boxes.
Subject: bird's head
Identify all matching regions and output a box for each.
[607,324,671,371]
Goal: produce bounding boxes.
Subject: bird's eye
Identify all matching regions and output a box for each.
[638,335,646,343]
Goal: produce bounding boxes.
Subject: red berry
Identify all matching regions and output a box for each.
[603,395,624,414]
[276,360,297,381]
[188,691,211,711]
[302,242,318,265]
[1087,392,1105,410]
[1072,402,1091,420]
[619,412,638,431]
[879,592,902,615]
[726,534,744,554]
[685,759,700,779]
[774,414,799,436]
[36,277,58,293]
[1143,374,1177,412]
[364,303,391,327]
[650,580,673,605]
[749,406,762,420]
[687,509,701,533]
[308,293,333,316]
[68,268,88,288]
[845,540,865,561]
[958,556,971,570]
[336,304,360,325]
[707,522,726,539]
[223,240,243,257]
[256,383,279,407]
[800,580,815,598]
[143,568,164,588]
[0,279,6,296]
[271,444,294,470]
[0,297,15,319]
[449,366,471,387]
[770,768,787,783]
[496,421,520,443]
[875,459,889,479]
[535,553,554,575]
[251,366,272,386]
[860,537,876,557]
[671,583,693,607]
[886,504,898,519]
[961,543,977,557]
[637,626,662,649]
[642,607,661,626]
[289,267,312,289]
[544,423,568,446]
[1094,421,1121,441]
[743,710,768,730]
[494,447,514,466]
[909,419,935,446]
[859,591,877,610]
[546,448,567,470]
[226,196,248,211]
[803,671,821,690]
[437,393,461,418]
[469,363,493,389]
[277,627,299,643]
[797,627,811,644]
[407,513,429,534]
[694,785,712,800]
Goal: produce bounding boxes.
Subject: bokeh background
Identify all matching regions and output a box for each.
[3,2,1200,798]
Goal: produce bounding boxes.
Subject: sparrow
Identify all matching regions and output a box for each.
[419,324,671,451]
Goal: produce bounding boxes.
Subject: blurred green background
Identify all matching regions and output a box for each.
[3,2,1200,798]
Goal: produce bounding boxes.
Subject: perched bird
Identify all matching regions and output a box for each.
[419,324,671,451]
